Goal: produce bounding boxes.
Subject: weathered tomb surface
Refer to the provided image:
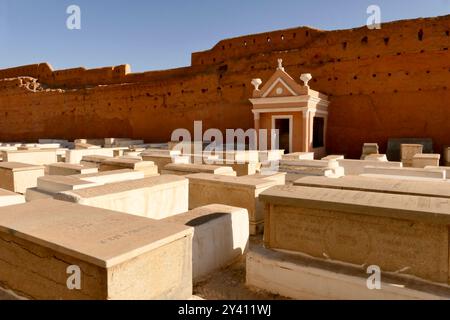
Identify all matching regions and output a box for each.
[55,175,188,220]
[80,155,114,167]
[26,170,146,201]
[245,172,287,185]
[72,169,145,184]
[364,154,388,161]
[293,175,450,198]
[98,158,158,177]
[444,147,450,166]
[37,175,101,193]
[141,153,190,173]
[282,152,315,161]
[163,204,249,282]
[362,166,446,180]
[260,185,450,284]
[336,159,402,175]
[322,155,345,161]
[247,244,450,300]
[162,163,236,176]
[0,162,45,194]
[47,163,98,176]
[186,173,283,235]
[104,138,144,148]
[278,159,345,181]
[0,199,193,300]
[1,150,57,166]
[75,143,101,150]
[75,139,104,146]
[412,154,441,168]
[65,149,116,164]
[0,188,25,207]
[360,143,379,159]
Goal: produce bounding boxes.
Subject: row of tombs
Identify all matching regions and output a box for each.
[0,138,449,299]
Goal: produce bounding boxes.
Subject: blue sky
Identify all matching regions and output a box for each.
[0,0,449,72]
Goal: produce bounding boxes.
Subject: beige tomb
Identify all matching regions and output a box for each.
[163,204,249,282]
[247,245,450,300]
[141,153,190,173]
[362,166,446,180]
[80,155,114,167]
[294,175,450,199]
[55,175,189,220]
[186,173,284,235]
[360,143,379,160]
[47,163,98,176]
[260,185,450,284]
[98,158,158,177]
[65,149,116,164]
[1,150,57,166]
[0,162,45,194]
[0,199,193,300]
[282,152,315,161]
[0,188,25,207]
[412,154,441,168]
[401,144,423,167]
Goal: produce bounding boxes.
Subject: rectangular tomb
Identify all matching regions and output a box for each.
[47,163,98,176]
[0,188,25,207]
[401,144,423,167]
[163,204,249,282]
[99,158,158,177]
[260,185,450,284]
[293,175,450,199]
[141,153,190,173]
[0,199,193,300]
[80,155,114,167]
[412,154,441,168]
[363,166,446,180]
[55,175,189,220]
[0,162,45,194]
[247,245,450,300]
[1,150,58,166]
[186,173,283,235]
[162,163,236,176]
[65,149,116,164]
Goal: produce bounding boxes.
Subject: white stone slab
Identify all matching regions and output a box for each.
[163,204,249,282]
[55,176,189,220]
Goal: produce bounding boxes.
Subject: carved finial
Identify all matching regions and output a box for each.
[277,59,284,71]
[300,73,313,87]
[251,78,262,91]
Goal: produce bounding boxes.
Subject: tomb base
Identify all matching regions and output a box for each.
[247,246,450,300]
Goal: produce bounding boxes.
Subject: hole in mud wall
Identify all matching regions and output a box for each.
[418,29,424,41]
[384,37,390,45]
[293,33,297,39]
[281,35,285,40]
[446,30,449,36]
[361,36,368,44]
[342,42,347,50]
[267,37,271,43]
[305,31,309,37]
